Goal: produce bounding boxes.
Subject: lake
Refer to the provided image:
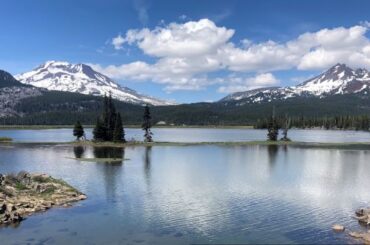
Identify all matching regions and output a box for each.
[1,127,370,143]
[0,136,370,244]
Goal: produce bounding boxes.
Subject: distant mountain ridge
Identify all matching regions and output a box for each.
[15,61,173,106]
[0,70,28,88]
[0,70,43,117]
[0,63,369,125]
[220,64,370,104]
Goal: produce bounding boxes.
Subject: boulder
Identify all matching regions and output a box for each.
[78,194,87,200]
[16,171,31,186]
[332,224,345,232]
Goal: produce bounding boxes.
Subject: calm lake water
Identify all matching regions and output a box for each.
[0,142,369,244]
[1,127,370,143]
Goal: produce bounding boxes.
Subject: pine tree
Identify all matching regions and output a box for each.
[106,92,116,141]
[113,113,125,142]
[93,117,106,141]
[267,107,279,141]
[73,121,85,140]
[142,104,153,142]
[99,92,118,141]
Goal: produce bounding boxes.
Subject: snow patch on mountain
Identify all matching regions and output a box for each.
[16,61,174,106]
[220,64,370,104]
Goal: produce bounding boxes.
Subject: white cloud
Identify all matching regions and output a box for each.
[112,35,125,50]
[91,60,223,92]
[100,19,370,93]
[221,25,370,72]
[218,73,280,93]
[118,19,234,58]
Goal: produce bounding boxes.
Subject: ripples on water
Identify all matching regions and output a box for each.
[0,143,369,244]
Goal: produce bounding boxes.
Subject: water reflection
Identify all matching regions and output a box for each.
[93,147,124,164]
[267,145,278,167]
[73,146,85,159]
[2,144,370,244]
[93,147,125,200]
[143,146,152,186]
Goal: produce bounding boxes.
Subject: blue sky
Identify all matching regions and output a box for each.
[1,0,370,103]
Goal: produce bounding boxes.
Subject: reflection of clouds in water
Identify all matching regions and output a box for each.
[2,144,370,243]
[297,150,370,206]
[133,146,370,237]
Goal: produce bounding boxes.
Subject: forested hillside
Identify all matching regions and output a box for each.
[2,91,370,127]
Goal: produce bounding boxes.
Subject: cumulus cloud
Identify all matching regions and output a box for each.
[112,35,125,50]
[101,19,370,93]
[114,19,234,57]
[221,25,370,72]
[218,73,280,93]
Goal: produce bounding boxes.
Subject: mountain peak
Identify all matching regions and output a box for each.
[324,63,354,77]
[16,61,174,105]
[220,63,370,103]
[41,60,70,68]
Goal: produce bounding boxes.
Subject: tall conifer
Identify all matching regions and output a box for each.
[142,105,153,142]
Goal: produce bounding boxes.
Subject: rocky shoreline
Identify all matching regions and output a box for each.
[347,208,370,243]
[0,171,86,226]
[332,208,370,243]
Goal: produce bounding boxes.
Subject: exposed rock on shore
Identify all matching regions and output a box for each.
[0,171,86,226]
[341,208,370,243]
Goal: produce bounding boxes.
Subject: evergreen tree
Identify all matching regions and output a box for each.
[98,92,118,141]
[267,108,279,141]
[93,117,106,141]
[113,113,126,142]
[73,121,85,140]
[106,92,117,141]
[142,104,153,142]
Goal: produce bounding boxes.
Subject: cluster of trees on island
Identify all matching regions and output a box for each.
[265,109,291,142]
[73,94,153,143]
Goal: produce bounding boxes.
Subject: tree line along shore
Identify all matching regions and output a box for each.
[71,95,289,143]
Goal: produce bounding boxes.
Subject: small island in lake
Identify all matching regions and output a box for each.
[0,171,86,226]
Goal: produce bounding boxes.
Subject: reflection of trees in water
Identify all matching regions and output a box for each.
[144,146,152,186]
[73,146,85,158]
[93,147,124,163]
[93,147,125,201]
[267,145,279,168]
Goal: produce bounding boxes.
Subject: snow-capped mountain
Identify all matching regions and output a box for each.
[15,61,173,106]
[220,64,370,104]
